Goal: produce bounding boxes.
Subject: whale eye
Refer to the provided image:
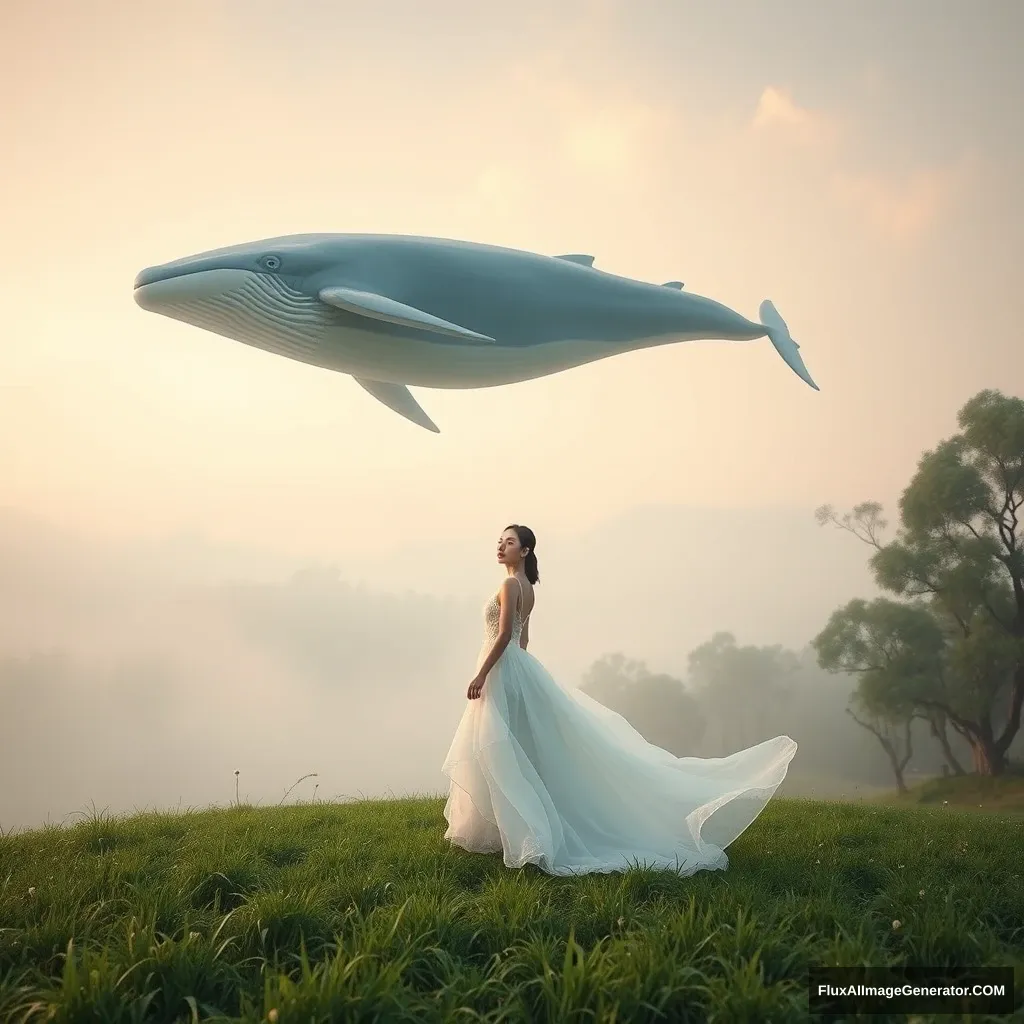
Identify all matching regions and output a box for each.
[261,255,281,271]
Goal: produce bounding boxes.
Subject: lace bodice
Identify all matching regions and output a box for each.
[483,579,528,646]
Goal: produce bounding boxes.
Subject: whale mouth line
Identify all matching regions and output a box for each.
[134,262,281,291]
[134,264,226,290]
[133,267,266,306]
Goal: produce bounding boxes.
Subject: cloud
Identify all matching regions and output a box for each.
[750,85,966,241]
[466,66,964,246]
[751,86,837,147]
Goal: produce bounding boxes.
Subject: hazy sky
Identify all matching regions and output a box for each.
[2,2,1023,827]
[3,0,1021,562]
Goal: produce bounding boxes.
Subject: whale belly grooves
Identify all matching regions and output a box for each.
[154,275,327,363]
[316,327,701,388]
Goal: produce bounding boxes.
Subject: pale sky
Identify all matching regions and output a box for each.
[1,1,1023,827]
[3,0,1021,561]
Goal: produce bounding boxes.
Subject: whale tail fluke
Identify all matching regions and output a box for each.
[759,299,819,391]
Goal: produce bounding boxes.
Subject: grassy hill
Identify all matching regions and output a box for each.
[1,794,1021,1022]
[887,771,1024,813]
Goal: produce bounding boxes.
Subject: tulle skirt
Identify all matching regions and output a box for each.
[442,643,796,876]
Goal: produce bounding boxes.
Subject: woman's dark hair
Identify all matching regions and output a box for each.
[505,524,539,585]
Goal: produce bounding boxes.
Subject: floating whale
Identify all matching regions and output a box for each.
[134,233,818,432]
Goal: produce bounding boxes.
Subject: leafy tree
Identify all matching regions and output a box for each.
[814,597,943,788]
[686,632,799,751]
[581,653,705,754]
[816,389,1024,775]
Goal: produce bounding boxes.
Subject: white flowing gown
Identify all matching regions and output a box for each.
[442,580,797,876]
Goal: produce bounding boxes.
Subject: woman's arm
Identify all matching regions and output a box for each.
[520,616,530,650]
[467,578,519,699]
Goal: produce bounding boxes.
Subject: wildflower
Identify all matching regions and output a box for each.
[892,920,902,930]
[27,887,35,897]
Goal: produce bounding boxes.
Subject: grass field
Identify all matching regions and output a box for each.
[888,772,1024,814]
[1,789,1021,1022]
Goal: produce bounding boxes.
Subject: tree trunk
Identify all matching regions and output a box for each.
[886,744,909,792]
[928,713,966,775]
[922,702,1006,775]
[847,709,914,792]
[994,660,1024,767]
[971,736,1004,776]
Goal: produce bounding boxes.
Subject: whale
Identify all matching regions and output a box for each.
[134,233,818,432]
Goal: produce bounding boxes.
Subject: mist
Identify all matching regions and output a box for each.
[1,502,897,831]
[3,0,1022,834]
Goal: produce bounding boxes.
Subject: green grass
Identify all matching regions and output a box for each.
[888,771,1024,813]
[0,795,1021,1022]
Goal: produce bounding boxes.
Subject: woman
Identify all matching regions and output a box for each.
[442,524,797,876]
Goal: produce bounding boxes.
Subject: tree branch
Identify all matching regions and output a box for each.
[916,697,979,738]
[816,504,887,550]
[846,707,888,740]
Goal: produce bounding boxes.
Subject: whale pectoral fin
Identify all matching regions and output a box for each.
[319,286,495,343]
[354,378,440,433]
[555,254,595,267]
[661,280,684,289]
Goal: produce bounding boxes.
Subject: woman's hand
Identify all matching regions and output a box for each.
[467,673,486,700]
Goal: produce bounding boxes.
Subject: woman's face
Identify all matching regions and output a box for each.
[497,530,523,566]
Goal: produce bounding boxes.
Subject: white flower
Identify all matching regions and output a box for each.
[892,919,902,930]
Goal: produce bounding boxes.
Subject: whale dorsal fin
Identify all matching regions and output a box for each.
[555,254,595,267]
[354,378,440,433]
[319,286,494,343]
[662,281,684,289]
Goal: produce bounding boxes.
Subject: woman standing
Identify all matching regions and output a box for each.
[442,524,796,876]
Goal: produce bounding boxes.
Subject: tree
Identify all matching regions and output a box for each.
[686,632,799,751]
[816,389,1024,775]
[581,653,705,754]
[814,597,943,788]
[846,705,915,792]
